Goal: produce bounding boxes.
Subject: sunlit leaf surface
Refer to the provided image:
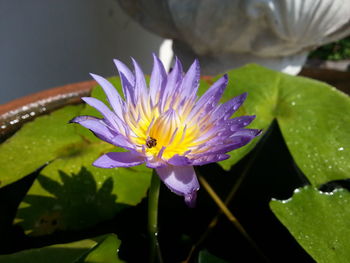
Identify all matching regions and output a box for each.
[270,186,350,263]
[0,106,84,187]
[198,250,229,263]
[74,234,124,263]
[203,65,350,186]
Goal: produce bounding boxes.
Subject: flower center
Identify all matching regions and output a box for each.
[125,99,205,160]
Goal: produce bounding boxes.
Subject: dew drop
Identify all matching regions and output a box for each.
[338,147,344,151]
[10,119,19,125]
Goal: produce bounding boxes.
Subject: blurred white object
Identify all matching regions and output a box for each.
[119,0,350,75]
[158,39,173,72]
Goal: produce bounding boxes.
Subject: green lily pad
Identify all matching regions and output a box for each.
[270,186,350,263]
[74,234,124,263]
[208,65,350,185]
[16,148,151,235]
[198,250,229,263]
[0,105,84,188]
[0,235,105,263]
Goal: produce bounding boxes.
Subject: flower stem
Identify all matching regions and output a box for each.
[198,175,270,263]
[148,170,162,263]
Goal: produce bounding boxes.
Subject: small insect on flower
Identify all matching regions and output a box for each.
[146,137,157,148]
[70,55,261,207]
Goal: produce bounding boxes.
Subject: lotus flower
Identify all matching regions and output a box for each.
[71,55,261,206]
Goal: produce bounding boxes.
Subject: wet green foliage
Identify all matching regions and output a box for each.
[0,65,349,262]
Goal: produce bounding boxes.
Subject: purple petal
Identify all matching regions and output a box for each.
[156,165,199,207]
[191,154,230,166]
[185,191,197,208]
[194,128,261,157]
[113,59,135,104]
[213,93,247,122]
[150,54,167,105]
[93,151,144,168]
[187,75,228,121]
[181,59,200,99]
[131,58,148,100]
[113,59,135,85]
[167,154,192,166]
[230,128,262,138]
[70,115,117,143]
[146,159,167,169]
[161,57,183,110]
[90,73,124,119]
[110,135,135,150]
[214,128,262,154]
[225,115,256,131]
[81,97,126,132]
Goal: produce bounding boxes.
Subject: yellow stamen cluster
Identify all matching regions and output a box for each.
[122,96,208,160]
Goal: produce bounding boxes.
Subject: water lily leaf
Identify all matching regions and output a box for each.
[208,65,350,185]
[74,234,124,263]
[270,186,350,263]
[0,105,84,188]
[0,236,105,263]
[198,250,229,263]
[16,145,151,235]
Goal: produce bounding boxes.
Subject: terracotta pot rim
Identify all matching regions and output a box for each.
[0,79,97,138]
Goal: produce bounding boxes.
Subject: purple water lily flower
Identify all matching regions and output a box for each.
[71,55,261,207]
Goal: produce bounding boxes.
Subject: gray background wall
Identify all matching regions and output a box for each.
[0,0,163,104]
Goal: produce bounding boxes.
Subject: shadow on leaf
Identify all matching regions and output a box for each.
[17,167,126,236]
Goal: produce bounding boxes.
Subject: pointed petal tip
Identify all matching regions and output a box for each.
[256,129,263,136]
[81,96,93,104]
[173,56,183,69]
[218,74,229,88]
[112,58,122,67]
[241,92,248,99]
[68,117,78,124]
[130,57,141,69]
[81,96,89,102]
[151,53,165,68]
[194,58,200,69]
[185,191,198,208]
[156,165,199,205]
[93,151,145,168]
[113,59,131,74]
[89,73,107,84]
[235,92,248,105]
[68,115,93,124]
[152,52,159,61]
